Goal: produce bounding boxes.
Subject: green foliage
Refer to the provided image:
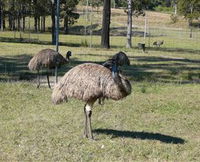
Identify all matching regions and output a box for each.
[81,39,88,47]
[170,14,178,23]
[80,0,103,8]
[178,0,200,20]
[116,0,150,16]
[60,0,80,27]
[154,5,173,13]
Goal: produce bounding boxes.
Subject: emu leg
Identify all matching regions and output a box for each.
[85,102,94,139]
[98,97,105,105]
[87,110,93,139]
[47,70,51,89]
[83,105,88,138]
[37,70,40,88]
[55,66,58,84]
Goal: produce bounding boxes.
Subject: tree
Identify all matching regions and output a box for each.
[125,0,149,48]
[101,0,111,49]
[178,0,200,20]
[178,0,200,37]
[60,0,80,34]
[126,0,132,48]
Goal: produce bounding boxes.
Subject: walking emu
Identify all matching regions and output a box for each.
[52,59,132,139]
[28,49,71,88]
[153,40,164,47]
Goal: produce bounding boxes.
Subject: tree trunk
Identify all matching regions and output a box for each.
[0,2,3,31]
[51,0,56,45]
[37,16,40,31]
[8,14,12,30]
[34,16,38,32]
[41,16,45,32]
[64,16,68,34]
[3,15,5,29]
[126,0,132,48]
[17,14,20,31]
[101,0,111,49]
[23,16,25,31]
[13,17,16,30]
[174,3,177,15]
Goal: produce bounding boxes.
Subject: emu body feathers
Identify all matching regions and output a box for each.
[52,63,131,104]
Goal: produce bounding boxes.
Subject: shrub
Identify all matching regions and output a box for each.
[170,14,178,23]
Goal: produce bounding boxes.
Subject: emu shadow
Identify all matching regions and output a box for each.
[94,129,185,144]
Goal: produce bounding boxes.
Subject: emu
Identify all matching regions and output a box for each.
[153,40,164,47]
[52,59,132,139]
[138,43,146,52]
[28,48,71,89]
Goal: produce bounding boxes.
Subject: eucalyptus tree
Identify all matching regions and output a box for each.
[125,0,149,48]
[178,0,200,37]
[101,0,111,48]
[60,0,80,34]
[178,0,200,23]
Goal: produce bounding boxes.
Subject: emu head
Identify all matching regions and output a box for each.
[66,51,72,61]
[103,51,130,70]
[112,51,130,66]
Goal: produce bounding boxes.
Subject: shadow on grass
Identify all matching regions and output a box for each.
[94,129,185,144]
[0,54,34,81]
[0,37,82,47]
[147,47,200,55]
[0,52,199,83]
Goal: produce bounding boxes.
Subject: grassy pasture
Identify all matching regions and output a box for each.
[0,7,200,161]
[0,34,200,161]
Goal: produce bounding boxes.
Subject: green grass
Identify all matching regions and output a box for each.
[0,7,200,161]
[0,82,200,161]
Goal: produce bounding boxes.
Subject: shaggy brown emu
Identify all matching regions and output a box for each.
[52,61,132,139]
[28,48,71,88]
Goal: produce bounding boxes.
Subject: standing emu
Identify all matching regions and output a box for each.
[153,40,164,47]
[28,49,71,88]
[52,60,132,139]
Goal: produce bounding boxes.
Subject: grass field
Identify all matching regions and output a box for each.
[0,7,200,161]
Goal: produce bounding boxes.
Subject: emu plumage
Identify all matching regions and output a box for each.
[28,49,71,88]
[52,63,132,139]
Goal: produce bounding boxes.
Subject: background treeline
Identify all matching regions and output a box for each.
[0,0,199,32]
[0,0,79,33]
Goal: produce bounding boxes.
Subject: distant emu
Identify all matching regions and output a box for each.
[52,59,132,139]
[153,40,164,47]
[28,49,71,88]
[138,43,146,52]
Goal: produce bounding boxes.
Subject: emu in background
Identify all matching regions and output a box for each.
[28,49,71,89]
[153,40,164,47]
